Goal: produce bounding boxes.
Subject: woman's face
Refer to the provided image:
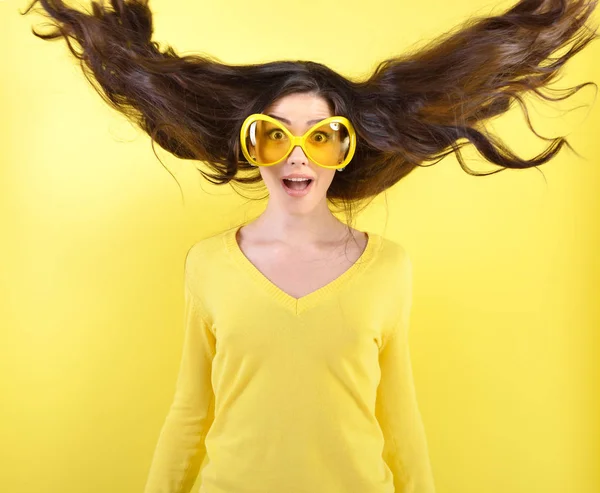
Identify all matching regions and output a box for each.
[257,93,338,208]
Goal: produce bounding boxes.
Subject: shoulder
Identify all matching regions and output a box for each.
[376,234,413,275]
[184,226,234,276]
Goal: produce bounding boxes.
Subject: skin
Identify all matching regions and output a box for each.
[240,92,367,259]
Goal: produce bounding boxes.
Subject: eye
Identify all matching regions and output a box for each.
[311,132,330,143]
[268,129,286,141]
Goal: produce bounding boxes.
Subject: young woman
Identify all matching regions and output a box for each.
[22,1,598,492]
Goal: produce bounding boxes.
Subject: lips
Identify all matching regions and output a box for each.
[281,177,315,196]
[282,178,312,187]
[281,176,314,180]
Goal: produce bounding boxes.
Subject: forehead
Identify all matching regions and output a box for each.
[265,93,332,122]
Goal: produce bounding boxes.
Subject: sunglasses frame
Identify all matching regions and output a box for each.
[239,113,357,169]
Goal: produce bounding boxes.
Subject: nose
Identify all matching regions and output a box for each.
[287,145,308,165]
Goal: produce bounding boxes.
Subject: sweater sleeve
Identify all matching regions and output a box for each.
[375,254,436,493]
[143,273,216,493]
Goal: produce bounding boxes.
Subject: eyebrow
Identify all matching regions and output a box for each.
[266,114,328,126]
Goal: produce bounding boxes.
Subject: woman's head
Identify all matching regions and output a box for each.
[253,92,340,214]
[23,0,600,231]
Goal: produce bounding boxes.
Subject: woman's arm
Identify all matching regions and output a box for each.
[143,258,216,493]
[375,254,436,493]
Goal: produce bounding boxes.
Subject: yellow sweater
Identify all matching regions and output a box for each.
[143,225,436,493]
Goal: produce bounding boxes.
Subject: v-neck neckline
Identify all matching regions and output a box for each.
[223,225,382,316]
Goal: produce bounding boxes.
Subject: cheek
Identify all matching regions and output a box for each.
[259,167,277,186]
[259,167,286,193]
[317,170,337,189]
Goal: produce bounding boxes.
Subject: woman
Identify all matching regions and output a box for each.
[21,1,599,492]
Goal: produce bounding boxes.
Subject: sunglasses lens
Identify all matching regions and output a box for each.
[243,119,352,168]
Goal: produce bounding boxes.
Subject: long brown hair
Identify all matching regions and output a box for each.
[21,0,599,237]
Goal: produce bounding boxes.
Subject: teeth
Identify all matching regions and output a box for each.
[285,178,310,181]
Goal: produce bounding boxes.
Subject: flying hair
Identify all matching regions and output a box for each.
[20,0,600,233]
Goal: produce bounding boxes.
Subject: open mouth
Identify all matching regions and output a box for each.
[282,178,313,191]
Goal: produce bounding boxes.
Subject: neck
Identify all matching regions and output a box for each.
[249,201,350,247]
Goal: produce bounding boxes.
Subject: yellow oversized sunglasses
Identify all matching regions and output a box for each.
[239,114,357,170]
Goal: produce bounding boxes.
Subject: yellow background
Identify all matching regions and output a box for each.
[1,0,599,492]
